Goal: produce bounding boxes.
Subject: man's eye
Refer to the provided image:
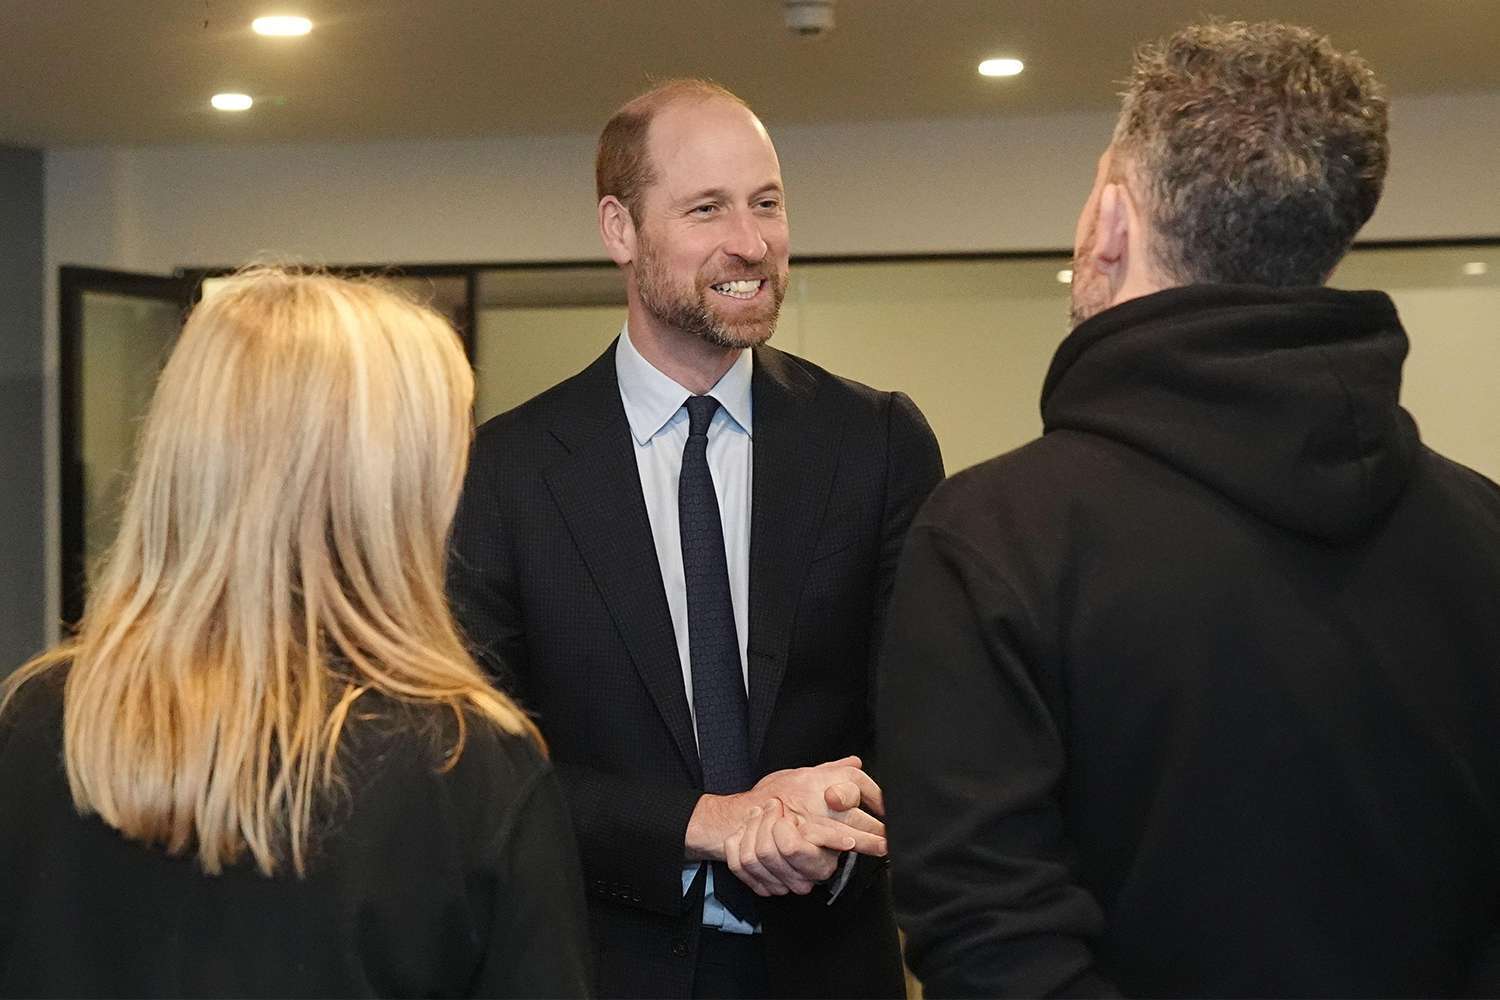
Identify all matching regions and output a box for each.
[691,204,719,216]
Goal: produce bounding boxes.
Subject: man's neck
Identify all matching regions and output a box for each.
[626,306,741,395]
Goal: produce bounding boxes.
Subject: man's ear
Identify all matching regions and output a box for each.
[1092,181,1131,274]
[598,196,636,266]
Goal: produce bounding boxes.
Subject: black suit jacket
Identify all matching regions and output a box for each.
[449,341,942,998]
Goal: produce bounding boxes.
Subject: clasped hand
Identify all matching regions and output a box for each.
[723,755,887,898]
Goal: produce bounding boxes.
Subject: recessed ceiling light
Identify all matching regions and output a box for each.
[1056,268,1074,284]
[252,15,312,36]
[979,57,1025,78]
[1462,261,1489,276]
[211,93,254,112]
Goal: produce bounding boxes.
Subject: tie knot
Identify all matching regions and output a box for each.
[685,395,720,437]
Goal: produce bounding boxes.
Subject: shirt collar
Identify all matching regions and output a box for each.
[616,323,754,445]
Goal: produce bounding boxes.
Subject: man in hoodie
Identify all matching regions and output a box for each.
[880,20,1500,999]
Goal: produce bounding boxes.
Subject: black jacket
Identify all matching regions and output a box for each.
[880,285,1500,998]
[448,342,943,997]
[0,669,591,998]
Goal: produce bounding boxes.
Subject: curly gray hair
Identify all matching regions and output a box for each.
[1113,20,1389,286]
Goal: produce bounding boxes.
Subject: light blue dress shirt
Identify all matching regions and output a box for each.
[615,325,759,934]
[614,326,855,933]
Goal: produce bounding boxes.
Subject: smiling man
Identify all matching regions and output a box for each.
[449,80,942,999]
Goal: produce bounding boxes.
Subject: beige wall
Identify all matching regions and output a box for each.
[42,92,1500,276]
[1380,287,1500,484]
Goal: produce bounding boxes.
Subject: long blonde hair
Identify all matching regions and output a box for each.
[1,267,538,876]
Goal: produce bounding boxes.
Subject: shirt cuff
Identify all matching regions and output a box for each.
[825,850,858,904]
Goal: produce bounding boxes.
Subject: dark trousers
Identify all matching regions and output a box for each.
[692,929,769,999]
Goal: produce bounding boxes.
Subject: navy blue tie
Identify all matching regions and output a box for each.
[680,394,757,923]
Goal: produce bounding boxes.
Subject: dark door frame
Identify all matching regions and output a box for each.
[57,266,198,627]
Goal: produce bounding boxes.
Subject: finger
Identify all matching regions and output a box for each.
[757,804,813,893]
[791,814,857,853]
[724,828,758,894]
[753,801,808,891]
[837,806,886,839]
[828,803,882,845]
[726,811,773,896]
[824,780,861,813]
[821,755,862,771]
[802,815,888,857]
[773,815,839,883]
[838,767,886,817]
[738,807,787,895]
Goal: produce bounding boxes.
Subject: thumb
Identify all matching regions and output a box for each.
[824,780,860,812]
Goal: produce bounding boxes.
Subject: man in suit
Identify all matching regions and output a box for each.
[880,20,1500,998]
[449,79,942,998]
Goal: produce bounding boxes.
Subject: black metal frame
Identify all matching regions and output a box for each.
[58,266,199,627]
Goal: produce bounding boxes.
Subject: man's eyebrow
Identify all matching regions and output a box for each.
[674,186,732,206]
[672,181,785,206]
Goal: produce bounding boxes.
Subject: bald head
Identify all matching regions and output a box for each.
[596,79,753,224]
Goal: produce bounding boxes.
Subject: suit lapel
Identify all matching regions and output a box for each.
[542,344,703,785]
[746,347,845,762]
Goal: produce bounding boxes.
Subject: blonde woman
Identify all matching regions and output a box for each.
[0,268,590,997]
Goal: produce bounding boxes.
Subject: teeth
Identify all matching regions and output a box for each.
[712,279,761,299]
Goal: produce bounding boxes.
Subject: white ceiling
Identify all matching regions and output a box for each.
[3,0,1498,147]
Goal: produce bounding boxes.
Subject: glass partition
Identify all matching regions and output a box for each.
[471,244,1500,481]
[1329,244,1500,484]
[58,240,1500,614]
[77,292,182,577]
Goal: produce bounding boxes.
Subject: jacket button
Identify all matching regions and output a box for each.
[671,938,689,958]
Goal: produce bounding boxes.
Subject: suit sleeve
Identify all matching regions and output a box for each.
[448,439,699,917]
[878,521,1119,998]
[828,391,944,907]
[869,391,945,732]
[448,443,531,703]
[549,760,701,915]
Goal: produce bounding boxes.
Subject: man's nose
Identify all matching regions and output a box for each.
[722,209,769,263]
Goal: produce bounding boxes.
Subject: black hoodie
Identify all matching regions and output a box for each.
[880,285,1500,998]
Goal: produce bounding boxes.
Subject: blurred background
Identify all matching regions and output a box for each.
[2,1,1496,670]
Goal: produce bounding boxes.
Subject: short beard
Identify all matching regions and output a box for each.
[635,238,787,350]
[1067,237,1110,331]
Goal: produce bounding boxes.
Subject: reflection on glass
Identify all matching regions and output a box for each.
[79,292,182,586]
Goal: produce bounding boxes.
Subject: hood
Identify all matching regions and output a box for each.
[1041,284,1420,542]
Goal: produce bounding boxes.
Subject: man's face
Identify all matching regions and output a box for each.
[1069,148,1115,329]
[629,98,790,349]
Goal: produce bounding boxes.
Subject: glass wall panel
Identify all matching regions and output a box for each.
[785,258,1069,473]
[1330,244,1500,483]
[473,266,624,424]
[77,291,182,586]
[59,241,1500,614]
[469,245,1499,482]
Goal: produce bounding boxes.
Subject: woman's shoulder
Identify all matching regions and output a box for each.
[0,663,68,744]
[341,694,551,832]
[349,693,543,768]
